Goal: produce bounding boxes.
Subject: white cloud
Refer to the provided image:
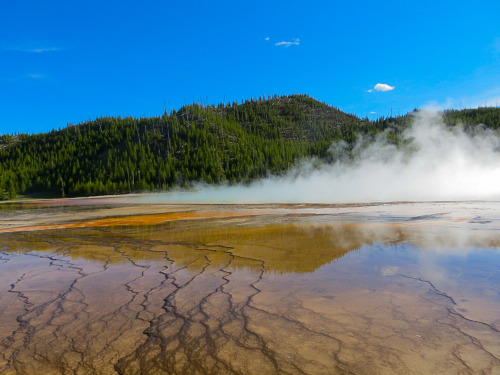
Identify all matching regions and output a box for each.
[275,38,300,47]
[264,37,270,41]
[367,89,373,93]
[373,83,395,92]
[370,111,377,114]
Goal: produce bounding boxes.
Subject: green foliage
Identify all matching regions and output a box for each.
[0,95,498,200]
[443,108,500,130]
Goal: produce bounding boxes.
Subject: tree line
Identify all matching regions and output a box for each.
[0,95,498,200]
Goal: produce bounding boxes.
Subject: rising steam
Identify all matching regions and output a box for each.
[140,110,500,203]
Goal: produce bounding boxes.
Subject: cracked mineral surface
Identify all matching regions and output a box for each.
[0,200,499,374]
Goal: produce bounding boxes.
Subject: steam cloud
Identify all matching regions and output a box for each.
[142,110,500,203]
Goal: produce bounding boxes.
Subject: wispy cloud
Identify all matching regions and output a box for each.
[466,96,500,109]
[7,46,60,53]
[483,97,500,107]
[425,92,500,111]
[372,83,395,92]
[26,73,45,79]
[264,37,270,41]
[275,38,300,47]
[29,47,59,53]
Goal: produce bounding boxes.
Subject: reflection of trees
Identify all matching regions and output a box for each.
[4,214,498,275]
[2,214,500,374]
[124,220,410,274]
[1,219,409,274]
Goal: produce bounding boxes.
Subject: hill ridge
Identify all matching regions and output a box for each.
[0,94,499,200]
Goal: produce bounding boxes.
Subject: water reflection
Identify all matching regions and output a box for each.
[0,204,499,374]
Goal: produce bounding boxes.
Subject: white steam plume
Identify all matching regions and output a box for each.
[142,110,500,203]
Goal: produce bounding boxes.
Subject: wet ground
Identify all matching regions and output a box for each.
[0,199,499,374]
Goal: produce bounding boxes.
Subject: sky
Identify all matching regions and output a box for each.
[0,0,499,135]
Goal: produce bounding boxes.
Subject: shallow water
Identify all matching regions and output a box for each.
[0,201,499,374]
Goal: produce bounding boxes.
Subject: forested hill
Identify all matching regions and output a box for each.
[0,94,499,200]
[0,95,365,199]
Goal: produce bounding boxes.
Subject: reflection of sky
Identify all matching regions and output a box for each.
[2,201,499,326]
[379,242,500,327]
[417,247,500,299]
[302,239,500,328]
[3,219,500,331]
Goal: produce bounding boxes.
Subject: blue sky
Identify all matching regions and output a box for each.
[1,0,499,135]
